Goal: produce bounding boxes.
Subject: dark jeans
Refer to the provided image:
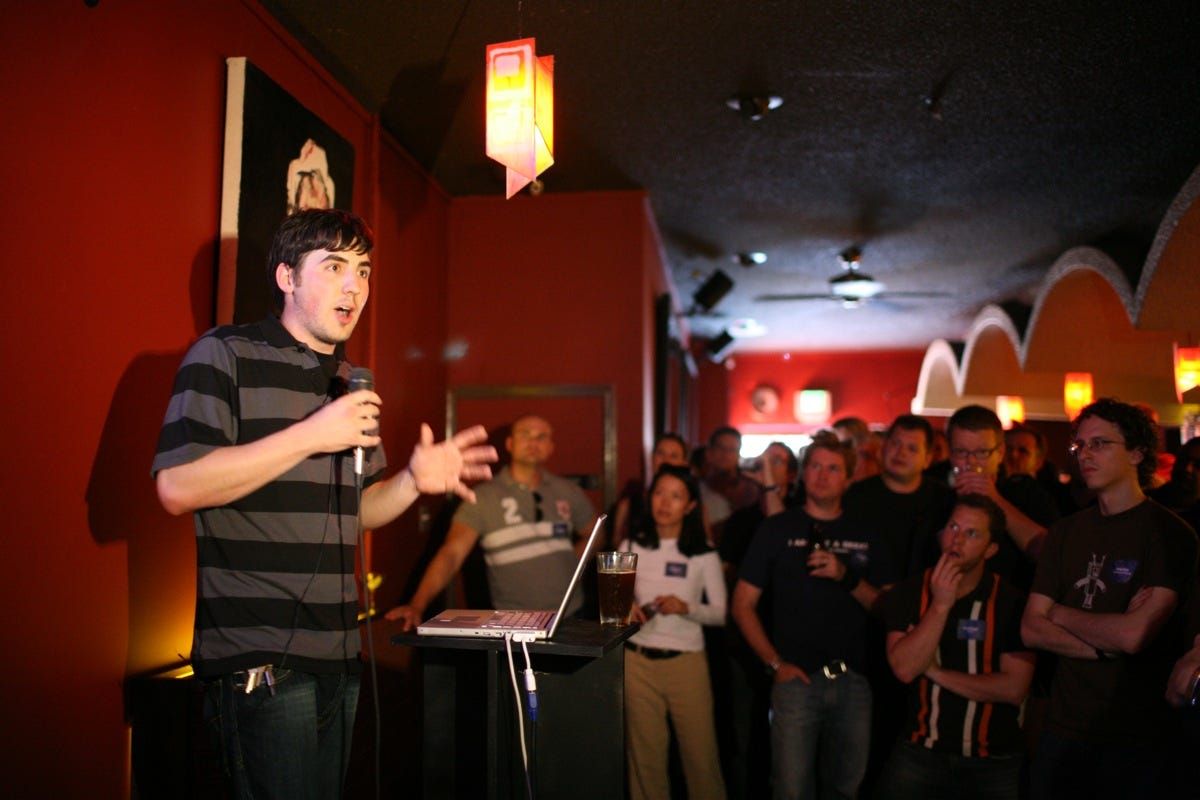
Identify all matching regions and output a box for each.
[875,740,1021,800]
[203,669,360,800]
[771,669,872,800]
[1030,728,1163,800]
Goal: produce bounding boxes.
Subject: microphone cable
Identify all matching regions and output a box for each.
[356,468,382,800]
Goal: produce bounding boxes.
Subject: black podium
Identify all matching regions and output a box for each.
[394,618,636,799]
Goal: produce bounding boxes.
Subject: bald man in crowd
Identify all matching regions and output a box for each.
[389,415,597,628]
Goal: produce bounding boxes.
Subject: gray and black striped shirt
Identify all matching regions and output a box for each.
[152,316,385,677]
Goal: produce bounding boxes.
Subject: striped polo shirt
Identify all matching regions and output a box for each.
[152,316,385,678]
[885,568,1028,757]
[453,467,595,614]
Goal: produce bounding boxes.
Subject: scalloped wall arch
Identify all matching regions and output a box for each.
[1136,163,1200,334]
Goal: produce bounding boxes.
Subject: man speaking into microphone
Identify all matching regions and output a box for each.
[152,209,496,799]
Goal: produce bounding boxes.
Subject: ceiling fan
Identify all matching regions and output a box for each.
[756,246,951,308]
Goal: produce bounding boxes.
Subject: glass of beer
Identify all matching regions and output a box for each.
[596,551,638,625]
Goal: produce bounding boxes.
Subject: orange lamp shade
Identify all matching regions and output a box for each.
[486,38,554,198]
[1175,344,1200,402]
[996,395,1025,429]
[1063,372,1094,421]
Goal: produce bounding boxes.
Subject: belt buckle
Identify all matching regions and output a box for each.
[822,660,848,681]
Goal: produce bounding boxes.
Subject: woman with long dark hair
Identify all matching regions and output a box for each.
[625,465,727,800]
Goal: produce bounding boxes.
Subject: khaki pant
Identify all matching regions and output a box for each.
[625,648,727,800]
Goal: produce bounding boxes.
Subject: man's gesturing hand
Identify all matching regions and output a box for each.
[407,424,498,502]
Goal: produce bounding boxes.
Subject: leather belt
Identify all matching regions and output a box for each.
[625,642,684,660]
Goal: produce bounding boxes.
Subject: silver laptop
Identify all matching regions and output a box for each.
[416,514,606,640]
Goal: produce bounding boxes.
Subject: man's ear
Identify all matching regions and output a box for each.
[275,263,294,296]
[984,541,1000,560]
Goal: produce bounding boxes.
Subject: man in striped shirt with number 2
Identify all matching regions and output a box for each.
[878,494,1034,800]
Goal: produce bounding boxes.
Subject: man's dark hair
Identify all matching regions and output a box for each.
[953,493,1007,545]
[1170,437,1200,484]
[832,416,870,446]
[803,431,856,477]
[887,414,935,450]
[655,432,689,455]
[708,425,742,447]
[1073,398,1159,488]
[1006,425,1047,456]
[947,405,1003,440]
[632,465,711,557]
[266,209,375,313]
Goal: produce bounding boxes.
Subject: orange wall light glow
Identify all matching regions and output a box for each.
[1063,372,1094,421]
[486,38,554,198]
[1175,344,1200,402]
[996,395,1025,429]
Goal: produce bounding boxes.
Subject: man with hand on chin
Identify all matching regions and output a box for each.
[878,495,1034,799]
[153,209,497,800]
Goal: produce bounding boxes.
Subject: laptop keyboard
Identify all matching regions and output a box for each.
[481,610,554,630]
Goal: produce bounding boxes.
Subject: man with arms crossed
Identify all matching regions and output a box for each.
[153,209,496,800]
[1021,398,1198,798]
[390,414,597,628]
[879,494,1034,799]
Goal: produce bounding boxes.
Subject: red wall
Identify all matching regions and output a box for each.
[445,192,662,505]
[698,349,927,436]
[0,2,443,794]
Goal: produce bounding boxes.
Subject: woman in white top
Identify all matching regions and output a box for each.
[625,465,728,800]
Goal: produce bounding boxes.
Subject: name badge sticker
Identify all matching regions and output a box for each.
[957,619,987,641]
[552,522,569,538]
[665,562,688,578]
[1110,560,1139,584]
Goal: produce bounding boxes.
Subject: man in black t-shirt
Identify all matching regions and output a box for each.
[733,433,890,799]
[1022,399,1199,799]
[880,494,1033,800]
[843,414,952,795]
[944,405,1058,591]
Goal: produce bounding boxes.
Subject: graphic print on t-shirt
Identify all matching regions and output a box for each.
[1073,552,1107,609]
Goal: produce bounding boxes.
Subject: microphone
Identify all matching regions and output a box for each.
[347,367,374,476]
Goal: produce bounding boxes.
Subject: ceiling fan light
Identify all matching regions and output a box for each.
[829,274,884,298]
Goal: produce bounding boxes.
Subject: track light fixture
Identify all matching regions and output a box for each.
[706,330,736,362]
[690,269,734,314]
[733,251,767,267]
[725,95,783,121]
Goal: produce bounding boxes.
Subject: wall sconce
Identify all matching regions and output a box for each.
[1063,373,1094,421]
[794,389,832,426]
[691,269,734,314]
[486,38,554,198]
[706,330,736,362]
[1175,344,1200,402]
[995,395,1025,429]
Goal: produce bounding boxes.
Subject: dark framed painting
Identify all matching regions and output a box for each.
[217,57,355,324]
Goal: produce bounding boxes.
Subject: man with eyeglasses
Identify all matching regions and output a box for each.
[942,405,1058,590]
[1021,399,1198,798]
[389,414,597,629]
[877,494,1034,799]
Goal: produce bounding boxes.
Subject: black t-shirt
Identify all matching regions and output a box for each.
[738,507,890,674]
[885,569,1028,757]
[1030,499,1199,744]
[843,475,952,584]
